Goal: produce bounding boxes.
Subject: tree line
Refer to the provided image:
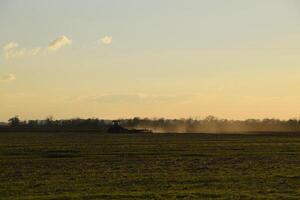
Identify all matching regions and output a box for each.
[1,115,300,133]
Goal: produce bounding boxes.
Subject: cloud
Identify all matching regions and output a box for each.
[66,93,193,104]
[89,94,143,103]
[99,36,112,45]
[2,41,41,59]
[3,42,18,51]
[4,47,41,59]
[2,35,72,59]
[48,35,72,51]
[0,74,16,82]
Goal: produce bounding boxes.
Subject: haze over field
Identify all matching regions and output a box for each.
[1,0,300,121]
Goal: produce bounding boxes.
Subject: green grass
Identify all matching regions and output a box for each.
[1,132,300,199]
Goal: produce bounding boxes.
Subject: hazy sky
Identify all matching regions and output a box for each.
[1,0,300,121]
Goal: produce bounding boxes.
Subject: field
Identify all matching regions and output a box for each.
[1,132,300,200]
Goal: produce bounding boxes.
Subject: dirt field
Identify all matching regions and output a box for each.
[1,132,300,199]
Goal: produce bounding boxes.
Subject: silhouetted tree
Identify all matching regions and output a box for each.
[8,116,20,127]
[45,116,53,126]
[2,115,300,133]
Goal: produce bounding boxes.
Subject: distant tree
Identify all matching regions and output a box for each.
[204,115,218,122]
[28,120,38,127]
[45,116,53,126]
[8,116,20,127]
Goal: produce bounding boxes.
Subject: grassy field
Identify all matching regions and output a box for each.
[0,132,300,200]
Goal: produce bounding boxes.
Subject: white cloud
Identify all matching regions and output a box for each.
[99,36,112,45]
[2,35,72,59]
[48,35,72,51]
[0,74,16,82]
[2,41,41,59]
[3,42,18,51]
[4,48,41,59]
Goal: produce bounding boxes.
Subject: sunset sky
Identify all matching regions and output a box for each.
[1,0,300,121]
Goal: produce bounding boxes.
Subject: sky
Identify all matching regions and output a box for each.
[1,0,300,121]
